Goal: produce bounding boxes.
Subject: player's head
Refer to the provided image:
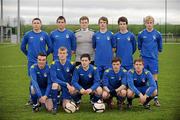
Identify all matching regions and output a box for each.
[32,18,42,31]
[118,16,128,31]
[134,58,144,73]
[79,16,89,30]
[144,16,154,31]
[80,53,91,69]
[98,16,108,30]
[37,53,46,68]
[58,46,68,61]
[112,57,121,72]
[56,16,66,30]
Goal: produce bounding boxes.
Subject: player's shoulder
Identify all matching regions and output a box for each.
[75,65,81,70]
[154,29,162,35]
[121,67,127,73]
[51,60,57,65]
[105,68,111,73]
[138,29,146,34]
[24,30,33,36]
[75,29,81,33]
[30,63,37,69]
[50,29,57,35]
[41,30,49,35]
[143,69,150,75]
[66,29,74,34]
[107,30,114,35]
[128,68,134,74]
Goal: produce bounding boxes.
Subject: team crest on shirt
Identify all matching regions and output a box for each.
[44,73,47,77]
[40,36,44,41]
[55,35,59,38]
[142,79,145,82]
[107,36,110,40]
[66,67,70,72]
[88,74,92,78]
[127,37,130,41]
[153,35,156,40]
[66,34,69,39]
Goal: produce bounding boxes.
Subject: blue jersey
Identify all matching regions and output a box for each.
[127,68,157,96]
[21,30,52,63]
[92,31,115,66]
[50,29,76,60]
[138,29,163,60]
[71,65,100,91]
[50,60,75,87]
[114,31,136,67]
[30,64,52,98]
[102,67,127,90]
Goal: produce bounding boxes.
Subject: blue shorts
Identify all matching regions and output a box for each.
[30,85,51,98]
[135,86,149,96]
[142,57,158,74]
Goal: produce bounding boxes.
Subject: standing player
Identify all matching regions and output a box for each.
[102,57,127,110]
[114,16,136,70]
[75,16,94,66]
[71,54,102,110]
[50,16,76,61]
[127,58,157,109]
[30,53,53,112]
[50,47,75,114]
[138,16,162,106]
[92,16,116,79]
[21,18,52,105]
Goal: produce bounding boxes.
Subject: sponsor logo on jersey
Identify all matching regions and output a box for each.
[117,37,120,40]
[142,79,145,83]
[66,34,69,39]
[127,37,130,41]
[66,67,70,72]
[55,35,59,38]
[134,78,137,81]
[57,68,60,71]
[40,36,44,41]
[44,73,47,77]
[119,77,121,80]
[88,74,92,78]
[107,36,110,40]
[143,36,147,39]
[30,36,34,39]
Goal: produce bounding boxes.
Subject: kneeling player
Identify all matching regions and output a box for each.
[127,58,157,109]
[30,53,53,112]
[50,47,75,114]
[102,57,127,110]
[71,54,103,110]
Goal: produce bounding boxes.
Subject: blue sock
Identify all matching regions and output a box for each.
[93,94,101,102]
[31,93,38,105]
[52,89,58,109]
[72,93,81,104]
[117,96,125,104]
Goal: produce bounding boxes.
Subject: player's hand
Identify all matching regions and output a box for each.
[85,89,92,95]
[80,88,86,95]
[39,96,47,104]
[139,93,146,104]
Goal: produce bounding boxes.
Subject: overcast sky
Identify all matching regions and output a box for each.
[1,0,180,25]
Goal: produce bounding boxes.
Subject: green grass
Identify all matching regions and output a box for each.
[0,44,180,120]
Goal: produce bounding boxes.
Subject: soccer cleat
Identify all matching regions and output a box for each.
[154,99,161,107]
[75,103,80,111]
[105,98,114,109]
[143,103,151,110]
[52,108,57,115]
[127,103,132,109]
[25,100,33,106]
[32,104,39,112]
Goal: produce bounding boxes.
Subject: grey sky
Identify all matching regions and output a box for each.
[2,0,180,25]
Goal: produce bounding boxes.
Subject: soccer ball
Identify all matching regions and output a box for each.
[64,101,77,113]
[93,100,105,113]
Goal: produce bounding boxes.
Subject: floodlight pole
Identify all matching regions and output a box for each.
[17,0,20,43]
[62,0,64,16]
[37,0,39,17]
[1,0,3,43]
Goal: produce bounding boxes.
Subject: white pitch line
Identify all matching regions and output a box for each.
[0,65,26,68]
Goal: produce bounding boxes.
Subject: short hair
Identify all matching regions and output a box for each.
[80,53,91,61]
[118,16,128,25]
[112,57,121,64]
[32,18,41,23]
[38,53,46,57]
[144,16,154,23]
[79,16,89,23]
[56,16,66,23]
[134,58,144,65]
[98,16,108,24]
[58,46,67,52]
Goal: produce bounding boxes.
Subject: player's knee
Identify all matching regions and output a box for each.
[30,86,36,95]
[95,87,102,95]
[102,91,109,100]
[52,83,59,89]
[127,89,134,98]
[152,89,158,97]
[120,89,127,97]
[45,99,53,112]
[62,99,70,109]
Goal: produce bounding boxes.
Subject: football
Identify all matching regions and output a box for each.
[93,100,105,113]
[64,101,77,113]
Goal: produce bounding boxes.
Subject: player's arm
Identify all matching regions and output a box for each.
[20,33,28,56]
[30,66,42,97]
[45,71,52,97]
[49,32,54,53]
[157,32,163,52]
[102,70,110,92]
[127,71,141,96]
[90,67,100,91]
[92,34,96,50]
[70,32,76,54]
[131,33,137,54]
[71,68,83,91]
[111,32,116,52]
[145,71,157,97]
[45,33,53,56]
[137,32,142,51]
[116,70,127,92]
[50,62,67,87]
